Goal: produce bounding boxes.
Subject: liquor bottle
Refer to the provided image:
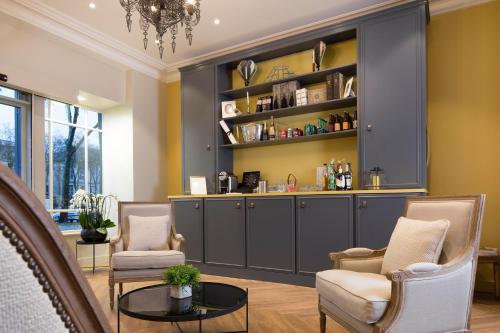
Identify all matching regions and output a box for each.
[352,111,358,129]
[328,114,335,132]
[262,121,268,141]
[289,92,295,107]
[334,115,342,132]
[256,98,263,113]
[281,94,288,109]
[336,162,345,190]
[327,160,336,190]
[268,116,276,140]
[322,163,328,191]
[273,97,279,110]
[342,112,351,130]
[344,162,353,190]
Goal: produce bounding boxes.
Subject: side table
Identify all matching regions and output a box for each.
[478,254,500,299]
[75,239,110,274]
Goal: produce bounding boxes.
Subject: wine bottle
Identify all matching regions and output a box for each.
[328,114,335,132]
[336,162,345,190]
[342,111,351,130]
[262,121,268,141]
[268,116,276,140]
[322,163,328,191]
[334,115,342,132]
[344,162,353,190]
[327,160,336,190]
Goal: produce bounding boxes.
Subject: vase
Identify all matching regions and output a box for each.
[170,285,192,299]
[80,229,107,243]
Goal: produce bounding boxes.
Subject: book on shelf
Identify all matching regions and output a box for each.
[326,72,344,100]
[219,120,238,144]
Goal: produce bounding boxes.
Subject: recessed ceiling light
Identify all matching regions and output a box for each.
[89,2,96,9]
[77,96,86,102]
[151,5,157,12]
[214,19,220,25]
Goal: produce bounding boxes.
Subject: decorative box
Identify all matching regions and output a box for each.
[296,88,308,106]
[307,87,327,104]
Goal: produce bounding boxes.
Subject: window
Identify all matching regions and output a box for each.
[0,85,31,183]
[44,99,103,231]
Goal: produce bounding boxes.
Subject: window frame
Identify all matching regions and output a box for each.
[44,100,103,226]
[0,92,32,186]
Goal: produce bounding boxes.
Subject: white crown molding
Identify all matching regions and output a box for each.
[429,0,495,15]
[0,0,166,80]
[1,0,493,84]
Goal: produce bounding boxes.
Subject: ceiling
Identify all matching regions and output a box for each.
[39,0,389,65]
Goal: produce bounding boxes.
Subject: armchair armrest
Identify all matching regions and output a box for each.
[329,247,386,272]
[170,233,186,252]
[110,235,124,254]
[376,254,474,333]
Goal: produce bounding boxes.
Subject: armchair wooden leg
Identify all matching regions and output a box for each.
[320,310,326,333]
[109,275,115,310]
[119,283,123,295]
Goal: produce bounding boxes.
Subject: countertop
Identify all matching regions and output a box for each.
[168,188,427,199]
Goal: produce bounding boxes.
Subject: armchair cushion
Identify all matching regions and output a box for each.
[128,215,171,251]
[381,217,450,274]
[111,250,185,270]
[316,270,391,324]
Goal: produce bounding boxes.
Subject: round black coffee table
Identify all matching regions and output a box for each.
[118,282,248,333]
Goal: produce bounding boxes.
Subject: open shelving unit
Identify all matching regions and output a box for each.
[220,129,357,149]
[221,63,357,99]
[220,96,356,124]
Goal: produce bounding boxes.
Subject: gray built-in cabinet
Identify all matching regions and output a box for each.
[179,1,428,193]
[171,192,421,286]
[204,198,246,268]
[171,199,204,263]
[181,64,216,194]
[246,197,295,273]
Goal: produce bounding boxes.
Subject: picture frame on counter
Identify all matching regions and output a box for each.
[190,176,208,195]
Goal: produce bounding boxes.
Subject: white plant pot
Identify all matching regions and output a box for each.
[170,285,192,299]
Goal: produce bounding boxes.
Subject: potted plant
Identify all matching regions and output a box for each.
[71,189,117,243]
[163,264,200,299]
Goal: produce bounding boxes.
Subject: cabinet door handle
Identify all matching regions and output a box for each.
[236,202,241,209]
[366,124,373,132]
[194,202,200,209]
[300,201,306,208]
[206,144,211,151]
[359,201,368,209]
[249,202,255,208]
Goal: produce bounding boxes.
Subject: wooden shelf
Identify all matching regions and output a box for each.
[221,97,356,124]
[220,63,357,99]
[220,129,357,149]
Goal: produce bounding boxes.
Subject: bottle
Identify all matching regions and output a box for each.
[336,162,345,190]
[342,111,351,130]
[289,92,295,107]
[344,162,353,190]
[281,94,288,109]
[256,98,263,113]
[268,116,276,140]
[328,114,335,132]
[352,111,358,129]
[262,121,268,141]
[327,160,336,190]
[334,115,342,132]
[273,97,279,110]
[322,163,328,191]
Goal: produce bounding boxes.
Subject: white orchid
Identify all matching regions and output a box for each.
[70,190,118,234]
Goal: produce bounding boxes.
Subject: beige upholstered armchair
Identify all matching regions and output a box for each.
[317,196,485,333]
[109,202,186,309]
[0,164,112,332]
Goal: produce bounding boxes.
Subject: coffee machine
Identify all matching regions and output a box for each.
[218,171,237,194]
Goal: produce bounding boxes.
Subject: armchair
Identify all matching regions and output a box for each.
[109,202,186,309]
[317,195,485,333]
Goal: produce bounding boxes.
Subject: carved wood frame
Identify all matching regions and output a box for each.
[0,165,112,333]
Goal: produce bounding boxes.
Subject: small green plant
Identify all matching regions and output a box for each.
[163,264,200,288]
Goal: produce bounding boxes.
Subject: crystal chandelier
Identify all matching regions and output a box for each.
[119,0,201,59]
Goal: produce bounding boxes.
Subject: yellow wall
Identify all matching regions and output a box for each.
[427,0,500,289]
[166,81,183,196]
[165,2,500,287]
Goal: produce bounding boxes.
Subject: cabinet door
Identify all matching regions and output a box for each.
[359,6,427,188]
[355,194,420,249]
[181,65,216,193]
[172,199,204,263]
[296,196,353,275]
[204,198,245,268]
[246,197,295,273]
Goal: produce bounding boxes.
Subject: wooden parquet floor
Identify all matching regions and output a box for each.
[85,270,500,333]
